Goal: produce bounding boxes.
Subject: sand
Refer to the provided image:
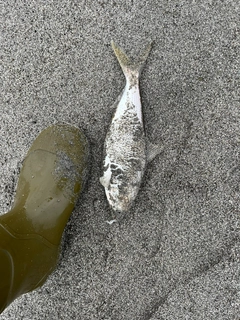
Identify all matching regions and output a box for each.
[0,1,239,319]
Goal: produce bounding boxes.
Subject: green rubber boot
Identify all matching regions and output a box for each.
[0,124,89,314]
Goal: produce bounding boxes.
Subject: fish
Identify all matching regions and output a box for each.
[100,41,162,214]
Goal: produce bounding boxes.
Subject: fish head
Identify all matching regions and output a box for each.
[100,155,144,214]
[104,178,141,213]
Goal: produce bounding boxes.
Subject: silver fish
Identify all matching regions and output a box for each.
[100,41,162,213]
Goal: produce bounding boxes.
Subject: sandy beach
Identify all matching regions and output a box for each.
[0,1,239,319]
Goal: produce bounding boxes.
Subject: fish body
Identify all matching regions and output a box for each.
[100,41,153,213]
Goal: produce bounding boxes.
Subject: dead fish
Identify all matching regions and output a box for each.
[100,41,162,214]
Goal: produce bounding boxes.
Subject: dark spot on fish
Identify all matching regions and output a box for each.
[110,167,124,184]
[114,168,123,176]
[117,179,128,191]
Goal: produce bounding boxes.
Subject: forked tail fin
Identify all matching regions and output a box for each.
[111,40,152,80]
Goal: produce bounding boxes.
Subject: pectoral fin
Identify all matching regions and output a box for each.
[146,140,164,162]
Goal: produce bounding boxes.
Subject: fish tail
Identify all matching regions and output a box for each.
[111,40,152,80]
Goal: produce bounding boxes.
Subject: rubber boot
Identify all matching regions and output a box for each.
[0,124,89,314]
